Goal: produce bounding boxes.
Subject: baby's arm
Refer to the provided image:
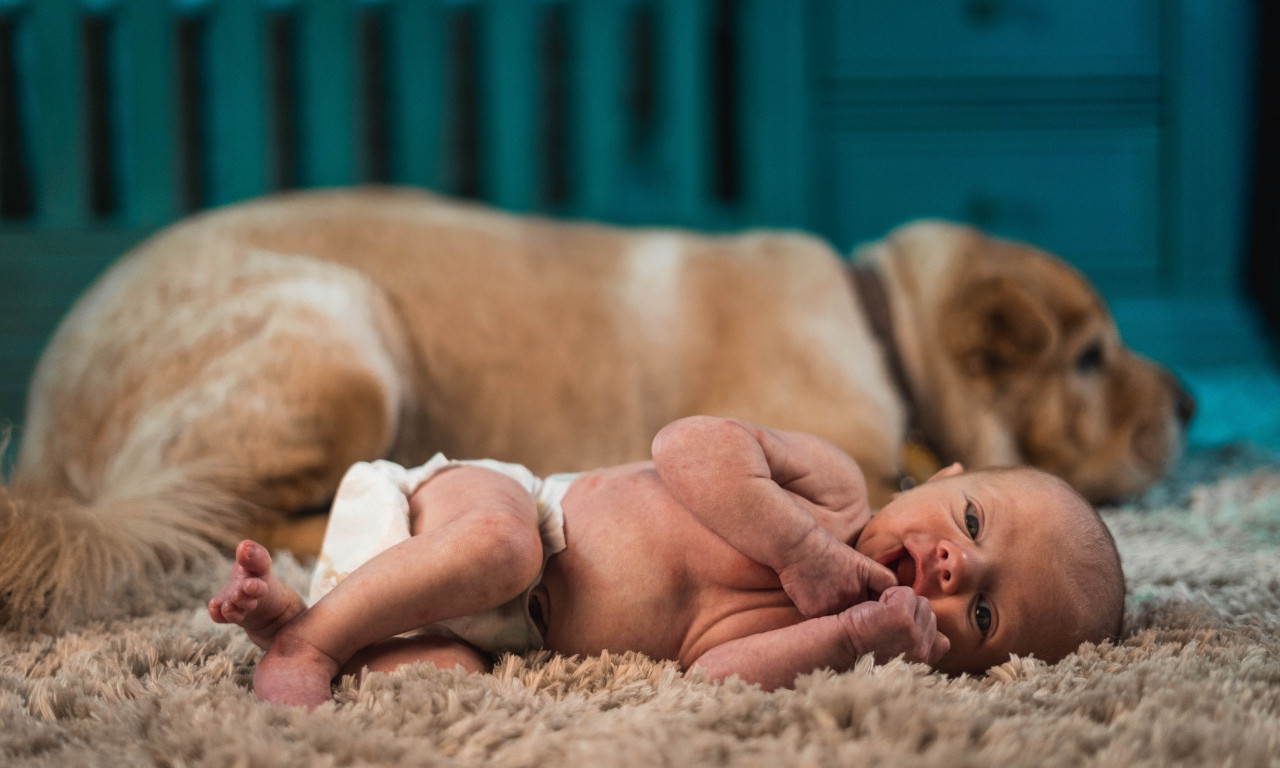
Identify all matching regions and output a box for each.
[652,416,895,617]
[690,587,950,691]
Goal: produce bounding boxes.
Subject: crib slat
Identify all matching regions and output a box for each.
[387,0,447,189]
[657,0,711,223]
[298,0,357,186]
[569,0,626,218]
[207,0,270,206]
[738,0,808,229]
[118,0,179,224]
[29,0,87,226]
[481,0,538,211]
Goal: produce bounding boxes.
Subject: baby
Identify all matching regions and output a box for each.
[210,416,1124,707]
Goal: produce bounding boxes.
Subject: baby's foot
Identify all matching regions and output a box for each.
[208,540,306,649]
[253,632,342,710]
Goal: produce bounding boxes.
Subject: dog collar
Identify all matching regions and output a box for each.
[846,262,943,490]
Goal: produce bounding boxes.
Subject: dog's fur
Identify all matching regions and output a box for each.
[0,187,1191,630]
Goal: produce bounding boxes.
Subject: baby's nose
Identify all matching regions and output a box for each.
[934,541,977,594]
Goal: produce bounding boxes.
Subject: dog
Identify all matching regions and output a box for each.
[0,187,1193,630]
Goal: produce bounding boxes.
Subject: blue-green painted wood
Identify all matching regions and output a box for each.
[480,0,538,211]
[822,0,1161,81]
[29,0,87,226]
[1169,0,1255,298]
[299,0,357,186]
[118,0,180,224]
[829,124,1162,296]
[387,0,448,189]
[1112,297,1274,369]
[568,0,626,218]
[739,0,809,230]
[656,0,710,222]
[207,0,271,205]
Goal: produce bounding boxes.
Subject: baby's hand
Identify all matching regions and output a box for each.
[777,527,897,617]
[837,586,950,666]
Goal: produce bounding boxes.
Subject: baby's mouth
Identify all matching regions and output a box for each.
[880,548,918,591]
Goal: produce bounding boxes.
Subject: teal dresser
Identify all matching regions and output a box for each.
[803,0,1262,368]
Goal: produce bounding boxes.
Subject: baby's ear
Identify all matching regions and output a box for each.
[925,462,964,483]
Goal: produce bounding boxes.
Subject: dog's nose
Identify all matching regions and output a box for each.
[1171,376,1196,426]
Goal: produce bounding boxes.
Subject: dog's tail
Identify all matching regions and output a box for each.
[0,432,250,632]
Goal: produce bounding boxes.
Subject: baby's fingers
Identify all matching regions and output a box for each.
[929,632,951,666]
[911,598,950,667]
[906,592,943,663]
[862,556,897,597]
[877,585,916,607]
[911,592,935,626]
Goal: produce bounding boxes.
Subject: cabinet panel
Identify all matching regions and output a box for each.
[821,0,1161,80]
[825,125,1162,297]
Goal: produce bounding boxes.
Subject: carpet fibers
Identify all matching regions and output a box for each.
[2,446,1279,767]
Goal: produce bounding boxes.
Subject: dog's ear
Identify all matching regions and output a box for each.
[942,275,1056,378]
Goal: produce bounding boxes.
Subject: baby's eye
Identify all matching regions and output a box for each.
[975,597,992,635]
[964,503,980,539]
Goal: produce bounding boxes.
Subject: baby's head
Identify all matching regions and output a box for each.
[854,464,1124,674]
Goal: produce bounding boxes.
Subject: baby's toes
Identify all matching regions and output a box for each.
[208,597,227,623]
[209,594,251,624]
[238,577,267,600]
[219,595,257,623]
[235,540,273,577]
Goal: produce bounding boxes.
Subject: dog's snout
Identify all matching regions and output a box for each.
[1177,388,1196,426]
[1167,374,1196,427]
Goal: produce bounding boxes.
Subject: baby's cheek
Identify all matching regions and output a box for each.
[851,528,884,557]
[926,598,963,642]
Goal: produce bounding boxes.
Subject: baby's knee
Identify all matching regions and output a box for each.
[472,509,544,593]
[411,465,545,592]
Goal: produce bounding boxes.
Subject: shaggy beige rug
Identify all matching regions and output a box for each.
[3,446,1278,768]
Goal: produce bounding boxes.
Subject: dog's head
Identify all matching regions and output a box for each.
[861,221,1193,503]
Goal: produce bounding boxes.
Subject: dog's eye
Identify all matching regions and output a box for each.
[1074,341,1104,374]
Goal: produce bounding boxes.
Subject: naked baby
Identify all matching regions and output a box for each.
[210,416,1125,707]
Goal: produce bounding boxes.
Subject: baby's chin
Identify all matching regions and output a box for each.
[931,646,1014,676]
[931,653,974,676]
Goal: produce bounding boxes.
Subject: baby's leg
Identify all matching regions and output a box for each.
[208,540,307,649]
[343,635,493,678]
[254,465,544,708]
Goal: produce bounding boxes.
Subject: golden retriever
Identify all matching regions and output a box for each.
[0,187,1192,629]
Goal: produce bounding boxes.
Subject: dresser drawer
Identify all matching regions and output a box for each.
[824,124,1161,297]
[819,0,1161,80]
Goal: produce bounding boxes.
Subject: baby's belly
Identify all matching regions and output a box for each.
[538,541,695,661]
[677,588,803,666]
[540,549,800,666]
[539,464,802,664]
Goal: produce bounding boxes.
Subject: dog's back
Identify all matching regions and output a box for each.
[3,188,896,629]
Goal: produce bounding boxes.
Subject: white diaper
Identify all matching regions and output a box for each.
[308,454,578,653]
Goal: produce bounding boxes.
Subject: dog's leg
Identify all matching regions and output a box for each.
[1,251,408,630]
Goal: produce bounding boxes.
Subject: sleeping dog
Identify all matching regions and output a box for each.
[0,187,1192,629]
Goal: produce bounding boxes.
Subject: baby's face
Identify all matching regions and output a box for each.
[854,467,1097,673]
